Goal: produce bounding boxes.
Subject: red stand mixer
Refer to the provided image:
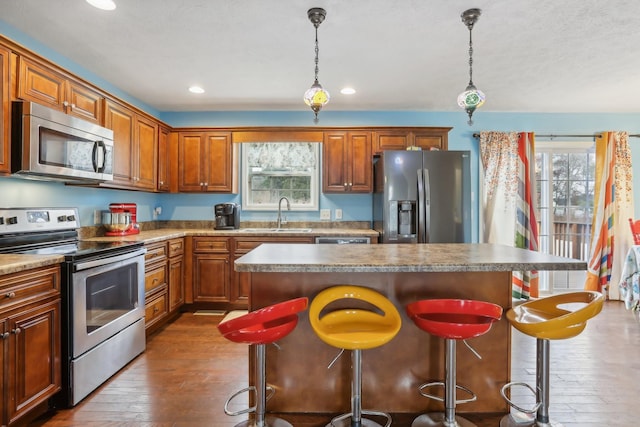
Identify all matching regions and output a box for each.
[103,203,140,236]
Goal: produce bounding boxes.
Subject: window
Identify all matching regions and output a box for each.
[535,140,595,292]
[241,142,320,211]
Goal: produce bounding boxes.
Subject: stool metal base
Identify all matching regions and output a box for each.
[411,412,477,427]
[326,416,386,427]
[499,414,563,427]
[232,416,293,427]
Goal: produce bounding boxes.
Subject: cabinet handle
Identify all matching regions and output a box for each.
[153,278,158,284]
[11,328,21,335]
[0,332,8,339]
[5,292,15,298]
[63,101,69,107]
[153,306,159,313]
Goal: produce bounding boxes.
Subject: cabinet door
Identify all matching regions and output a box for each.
[372,130,409,154]
[0,45,9,174]
[192,254,230,303]
[157,126,170,192]
[17,56,66,111]
[168,256,184,312]
[322,131,348,192]
[66,80,103,124]
[6,299,61,426]
[347,131,372,192]
[412,130,448,151]
[178,132,206,192]
[104,99,135,187]
[232,255,250,304]
[204,132,235,192]
[134,115,158,190]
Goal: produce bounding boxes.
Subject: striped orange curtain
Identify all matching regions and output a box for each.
[585,131,634,298]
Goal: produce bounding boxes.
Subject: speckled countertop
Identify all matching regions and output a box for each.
[0,227,378,275]
[234,243,587,273]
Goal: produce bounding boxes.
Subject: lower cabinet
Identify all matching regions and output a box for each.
[144,238,184,334]
[0,265,61,427]
[187,236,314,310]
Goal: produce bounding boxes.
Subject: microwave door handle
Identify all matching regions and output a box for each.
[93,140,106,173]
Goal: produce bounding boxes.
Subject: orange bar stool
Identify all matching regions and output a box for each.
[309,285,402,427]
[406,299,503,427]
[217,297,308,427]
[500,291,604,427]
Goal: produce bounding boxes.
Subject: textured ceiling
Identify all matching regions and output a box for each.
[1,0,639,113]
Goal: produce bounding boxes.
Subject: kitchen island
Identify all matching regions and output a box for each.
[234,243,586,416]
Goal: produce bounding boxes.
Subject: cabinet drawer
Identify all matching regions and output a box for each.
[168,238,184,257]
[0,265,60,311]
[145,263,167,294]
[145,242,168,263]
[145,291,168,327]
[193,237,229,253]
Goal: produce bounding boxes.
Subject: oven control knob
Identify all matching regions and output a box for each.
[57,215,66,222]
[6,216,17,225]
[67,215,76,222]
[0,217,4,225]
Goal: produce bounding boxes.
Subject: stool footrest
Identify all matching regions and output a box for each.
[500,381,541,415]
[330,409,392,427]
[418,381,477,405]
[223,385,275,416]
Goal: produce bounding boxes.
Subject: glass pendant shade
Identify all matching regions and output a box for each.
[458,83,485,125]
[304,80,330,118]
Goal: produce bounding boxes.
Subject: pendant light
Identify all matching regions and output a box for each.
[303,7,330,123]
[457,8,485,126]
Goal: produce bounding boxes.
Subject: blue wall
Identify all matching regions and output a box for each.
[1,21,640,241]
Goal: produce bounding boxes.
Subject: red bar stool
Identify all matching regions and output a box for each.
[406,299,503,427]
[309,285,402,427]
[500,291,604,427]
[217,297,308,427]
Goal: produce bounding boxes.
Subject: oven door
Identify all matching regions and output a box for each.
[70,248,145,358]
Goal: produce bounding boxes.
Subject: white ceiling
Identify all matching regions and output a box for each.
[1,0,639,114]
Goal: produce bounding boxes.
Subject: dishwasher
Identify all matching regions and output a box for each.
[315,236,371,244]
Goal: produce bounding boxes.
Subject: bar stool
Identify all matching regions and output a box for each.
[217,297,308,427]
[500,291,604,427]
[308,285,402,427]
[406,299,503,427]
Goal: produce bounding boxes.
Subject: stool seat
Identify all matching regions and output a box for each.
[407,299,503,340]
[218,297,308,344]
[506,291,603,340]
[310,286,401,350]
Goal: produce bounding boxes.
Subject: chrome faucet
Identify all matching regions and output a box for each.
[276,197,290,229]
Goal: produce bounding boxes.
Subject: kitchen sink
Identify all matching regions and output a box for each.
[241,228,313,233]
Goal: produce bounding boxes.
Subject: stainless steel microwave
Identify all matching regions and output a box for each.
[11,101,114,183]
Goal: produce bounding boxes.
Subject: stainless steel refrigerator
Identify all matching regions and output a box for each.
[372,150,471,243]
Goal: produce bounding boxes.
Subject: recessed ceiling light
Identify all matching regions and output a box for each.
[189,86,205,94]
[86,0,116,11]
[340,87,356,95]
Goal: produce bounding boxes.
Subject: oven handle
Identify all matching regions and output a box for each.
[74,247,147,271]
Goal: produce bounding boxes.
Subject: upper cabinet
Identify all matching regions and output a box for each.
[156,125,171,192]
[323,130,372,193]
[103,98,158,191]
[177,131,237,193]
[372,127,451,154]
[0,45,9,175]
[16,56,104,124]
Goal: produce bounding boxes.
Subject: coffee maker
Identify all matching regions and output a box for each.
[215,203,240,230]
[104,203,140,236]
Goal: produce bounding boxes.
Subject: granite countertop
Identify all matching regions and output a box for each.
[234,243,587,273]
[0,254,65,276]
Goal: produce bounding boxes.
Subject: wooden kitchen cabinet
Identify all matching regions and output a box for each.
[177,131,237,193]
[190,237,232,304]
[323,130,372,193]
[0,45,9,175]
[103,98,158,191]
[0,265,61,427]
[156,125,171,192]
[144,241,168,333]
[372,127,450,154]
[16,55,104,124]
[167,238,184,312]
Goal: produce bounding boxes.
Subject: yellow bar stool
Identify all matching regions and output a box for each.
[406,299,503,427]
[217,297,309,427]
[309,285,402,427]
[500,291,604,427]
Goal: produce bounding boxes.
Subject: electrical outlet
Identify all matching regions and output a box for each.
[153,206,162,220]
[320,209,330,220]
[335,209,343,220]
[93,210,101,224]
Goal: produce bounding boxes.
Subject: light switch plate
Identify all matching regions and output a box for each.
[320,209,330,220]
[94,210,101,224]
[335,209,343,220]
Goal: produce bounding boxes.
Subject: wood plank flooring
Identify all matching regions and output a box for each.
[29,301,639,427]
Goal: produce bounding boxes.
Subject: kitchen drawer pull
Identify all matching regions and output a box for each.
[11,328,21,335]
[0,332,8,339]
[5,292,15,299]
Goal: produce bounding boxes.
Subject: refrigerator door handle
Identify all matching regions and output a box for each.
[423,168,431,243]
[417,169,426,243]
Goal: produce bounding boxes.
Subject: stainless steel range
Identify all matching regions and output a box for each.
[0,207,146,407]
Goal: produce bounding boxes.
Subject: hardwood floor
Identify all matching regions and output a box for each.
[29,301,638,427]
